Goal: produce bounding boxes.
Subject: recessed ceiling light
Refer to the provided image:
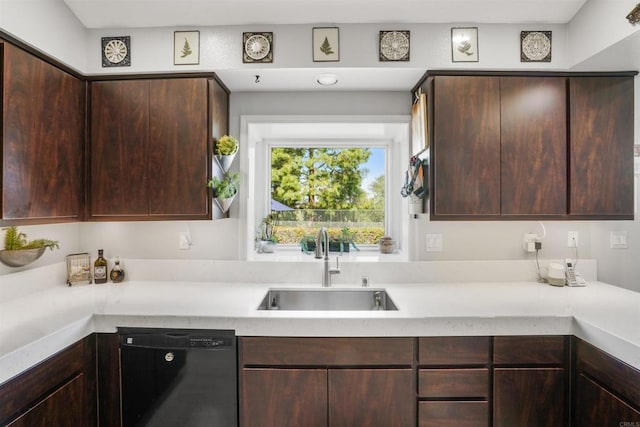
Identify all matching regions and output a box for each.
[316,73,338,86]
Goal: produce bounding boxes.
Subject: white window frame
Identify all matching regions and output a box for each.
[239,115,410,261]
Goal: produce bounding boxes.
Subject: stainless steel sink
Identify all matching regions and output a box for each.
[257,288,398,311]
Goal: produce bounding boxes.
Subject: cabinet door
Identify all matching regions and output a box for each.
[575,373,640,426]
[2,43,84,222]
[328,368,413,427]
[148,78,209,217]
[6,374,84,427]
[241,368,327,427]
[494,368,564,427]
[500,77,566,216]
[432,76,501,217]
[0,337,95,426]
[90,80,149,217]
[569,76,634,218]
[210,77,229,139]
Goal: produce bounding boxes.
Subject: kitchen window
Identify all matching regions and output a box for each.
[241,116,410,261]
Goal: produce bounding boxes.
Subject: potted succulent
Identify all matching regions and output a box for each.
[300,227,357,254]
[0,226,59,267]
[255,214,278,253]
[214,135,239,172]
[208,171,240,213]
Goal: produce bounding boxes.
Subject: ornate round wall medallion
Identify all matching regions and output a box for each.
[101,36,131,67]
[379,31,410,62]
[243,32,273,63]
[520,31,552,62]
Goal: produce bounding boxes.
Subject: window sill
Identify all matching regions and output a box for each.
[248,245,408,262]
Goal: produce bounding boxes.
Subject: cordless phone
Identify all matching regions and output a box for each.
[565,258,586,287]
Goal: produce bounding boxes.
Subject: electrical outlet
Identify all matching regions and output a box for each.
[568,231,579,248]
[523,233,537,252]
[179,232,191,250]
[425,234,443,252]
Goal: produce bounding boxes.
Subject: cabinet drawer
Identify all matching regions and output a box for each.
[419,369,488,398]
[419,337,489,365]
[494,336,565,365]
[419,401,488,427]
[240,337,414,366]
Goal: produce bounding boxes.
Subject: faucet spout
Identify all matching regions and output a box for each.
[315,227,329,261]
[315,227,339,287]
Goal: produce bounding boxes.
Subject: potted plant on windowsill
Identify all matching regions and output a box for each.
[0,226,59,267]
[208,171,240,213]
[255,213,278,253]
[214,135,239,172]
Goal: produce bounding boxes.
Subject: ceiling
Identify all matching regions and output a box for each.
[64,0,588,28]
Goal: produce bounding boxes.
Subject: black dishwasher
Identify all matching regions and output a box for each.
[119,328,237,427]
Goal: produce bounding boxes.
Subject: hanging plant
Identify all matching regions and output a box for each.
[214,135,239,156]
[0,226,59,267]
[207,171,240,199]
[3,226,59,251]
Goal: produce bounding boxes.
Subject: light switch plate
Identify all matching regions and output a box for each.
[426,234,443,252]
[610,231,628,249]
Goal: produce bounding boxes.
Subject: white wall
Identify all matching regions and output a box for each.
[568,0,640,67]
[83,23,567,75]
[0,0,87,71]
[1,1,639,292]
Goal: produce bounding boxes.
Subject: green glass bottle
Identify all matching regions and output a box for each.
[94,249,108,284]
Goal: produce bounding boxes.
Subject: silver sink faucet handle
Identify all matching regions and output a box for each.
[328,256,341,286]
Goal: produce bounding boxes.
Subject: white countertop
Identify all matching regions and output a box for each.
[1,268,639,385]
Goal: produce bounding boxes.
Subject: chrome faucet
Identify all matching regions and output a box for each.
[314,227,340,287]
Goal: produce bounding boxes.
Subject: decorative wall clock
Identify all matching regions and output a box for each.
[243,32,273,63]
[520,31,552,62]
[101,36,131,67]
[379,31,410,62]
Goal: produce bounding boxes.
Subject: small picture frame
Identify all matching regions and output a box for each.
[174,31,200,65]
[313,27,339,62]
[451,27,479,62]
[520,31,552,62]
[243,32,273,63]
[379,30,410,62]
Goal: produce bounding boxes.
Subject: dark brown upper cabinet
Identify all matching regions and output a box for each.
[1,43,85,224]
[569,76,634,219]
[432,75,501,217]
[427,71,635,220]
[500,76,567,216]
[89,77,219,221]
[90,80,149,217]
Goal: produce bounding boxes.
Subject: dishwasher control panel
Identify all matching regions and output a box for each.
[118,327,235,349]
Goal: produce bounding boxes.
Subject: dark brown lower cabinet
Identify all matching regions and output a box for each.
[574,338,640,426]
[574,374,640,426]
[328,369,413,427]
[0,336,96,426]
[240,367,413,427]
[494,368,565,427]
[6,374,84,427]
[418,337,491,427]
[239,337,415,427]
[241,368,327,427]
